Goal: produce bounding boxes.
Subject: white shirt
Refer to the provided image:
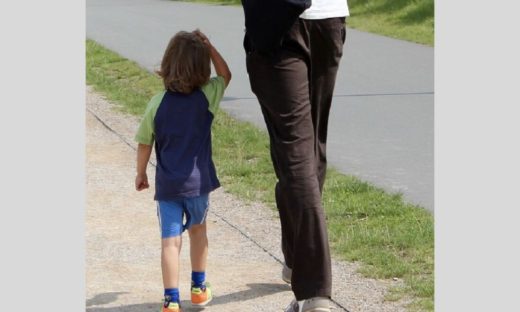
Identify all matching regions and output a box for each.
[300,0,349,20]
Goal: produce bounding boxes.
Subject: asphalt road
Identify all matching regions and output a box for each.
[86,0,434,212]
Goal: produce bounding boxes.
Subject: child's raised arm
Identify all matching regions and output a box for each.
[195,30,232,87]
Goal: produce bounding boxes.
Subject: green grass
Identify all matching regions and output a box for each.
[175,0,434,46]
[86,39,434,311]
[347,0,434,46]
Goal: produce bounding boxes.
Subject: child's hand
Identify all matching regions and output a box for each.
[135,173,149,191]
[194,29,211,48]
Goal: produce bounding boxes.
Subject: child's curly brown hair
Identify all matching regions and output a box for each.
[156,30,210,94]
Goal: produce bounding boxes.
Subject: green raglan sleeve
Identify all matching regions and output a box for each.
[134,91,165,145]
[201,76,226,116]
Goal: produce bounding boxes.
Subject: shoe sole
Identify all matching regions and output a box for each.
[160,308,182,312]
[191,296,212,307]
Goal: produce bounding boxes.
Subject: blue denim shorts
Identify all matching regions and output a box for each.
[156,194,209,238]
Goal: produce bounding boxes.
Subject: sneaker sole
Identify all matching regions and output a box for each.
[191,297,212,307]
[160,308,182,312]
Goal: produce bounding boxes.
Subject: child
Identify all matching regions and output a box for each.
[134,30,231,312]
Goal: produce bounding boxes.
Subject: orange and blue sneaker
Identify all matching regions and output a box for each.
[191,282,212,306]
[162,298,182,312]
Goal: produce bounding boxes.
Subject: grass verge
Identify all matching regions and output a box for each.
[174,0,433,46]
[347,0,434,46]
[86,39,434,311]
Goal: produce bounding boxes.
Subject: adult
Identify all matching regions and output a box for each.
[241,0,349,311]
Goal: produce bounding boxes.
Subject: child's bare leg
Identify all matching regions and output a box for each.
[186,200,212,305]
[188,223,208,272]
[161,236,182,288]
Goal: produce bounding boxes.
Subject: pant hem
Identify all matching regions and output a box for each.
[293,287,332,301]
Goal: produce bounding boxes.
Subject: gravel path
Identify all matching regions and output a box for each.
[86,86,410,312]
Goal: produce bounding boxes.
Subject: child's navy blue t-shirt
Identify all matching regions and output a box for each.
[135,76,226,200]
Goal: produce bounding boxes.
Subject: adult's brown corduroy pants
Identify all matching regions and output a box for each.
[245,17,346,301]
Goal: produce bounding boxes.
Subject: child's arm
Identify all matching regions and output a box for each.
[135,143,153,191]
[195,30,232,87]
[210,44,232,87]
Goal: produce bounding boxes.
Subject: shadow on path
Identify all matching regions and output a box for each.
[87,292,129,307]
[87,302,158,312]
[86,283,290,311]
[209,282,291,306]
